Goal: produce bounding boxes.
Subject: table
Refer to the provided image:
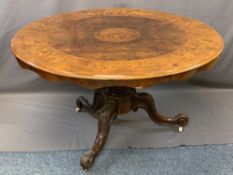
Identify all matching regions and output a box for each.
[11,8,224,170]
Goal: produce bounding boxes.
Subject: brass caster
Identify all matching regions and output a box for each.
[178,126,184,133]
[75,107,80,112]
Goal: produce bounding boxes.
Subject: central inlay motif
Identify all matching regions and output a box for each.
[94,28,140,42]
[50,16,187,61]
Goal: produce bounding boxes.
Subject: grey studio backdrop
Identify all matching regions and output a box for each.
[0,0,233,151]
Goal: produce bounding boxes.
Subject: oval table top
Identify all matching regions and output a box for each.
[12,8,224,89]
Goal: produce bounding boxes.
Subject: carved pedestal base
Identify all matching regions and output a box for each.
[76,86,189,170]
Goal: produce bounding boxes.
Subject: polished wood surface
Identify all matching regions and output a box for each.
[12,8,224,89]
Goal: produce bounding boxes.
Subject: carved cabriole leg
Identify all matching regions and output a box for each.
[76,91,104,113]
[132,92,189,131]
[80,100,117,170]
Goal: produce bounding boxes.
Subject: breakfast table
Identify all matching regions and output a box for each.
[11,8,224,170]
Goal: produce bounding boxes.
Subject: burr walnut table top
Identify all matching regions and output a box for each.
[12,8,224,89]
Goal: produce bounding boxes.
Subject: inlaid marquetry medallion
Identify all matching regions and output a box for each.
[50,16,187,61]
[94,27,140,43]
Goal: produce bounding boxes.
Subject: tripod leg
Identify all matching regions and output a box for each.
[133,92,189,132]
[80,100,117,170]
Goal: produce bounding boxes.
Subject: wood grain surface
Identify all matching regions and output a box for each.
[11,8,224,89]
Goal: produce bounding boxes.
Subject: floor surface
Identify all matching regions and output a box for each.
[1,144,233,175]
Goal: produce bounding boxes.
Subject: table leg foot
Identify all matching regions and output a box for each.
[80,150,95,170]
